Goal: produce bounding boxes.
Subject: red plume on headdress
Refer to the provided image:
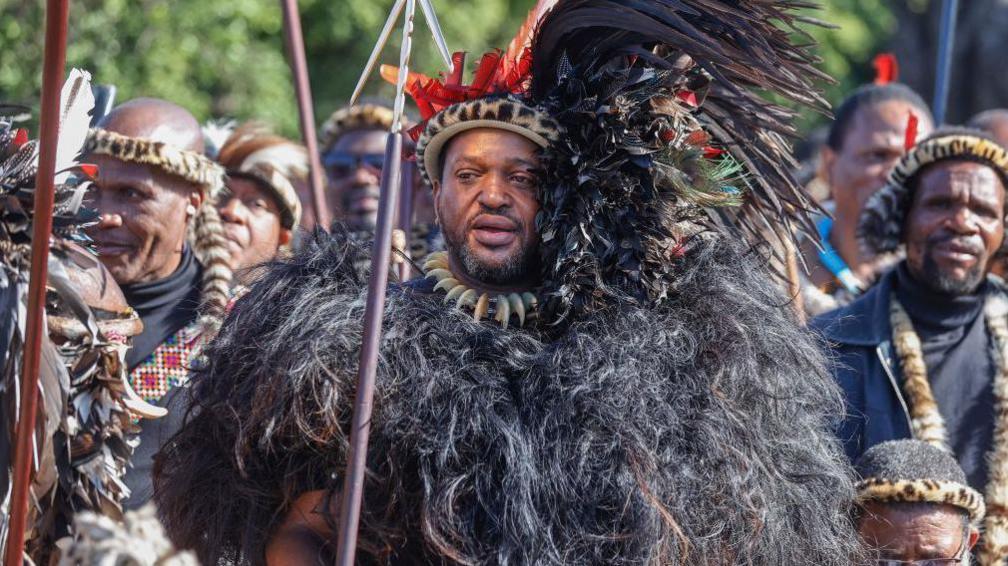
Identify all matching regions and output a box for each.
[380,0,555,142]
[873,53,899,85]
[904,111,919,151]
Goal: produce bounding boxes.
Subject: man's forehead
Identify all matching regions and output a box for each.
[445,129,540,163]
[848,100,931,147]
[919,160,1004,195]
[98,100,204,153]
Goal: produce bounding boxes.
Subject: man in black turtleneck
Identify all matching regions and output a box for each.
[84,98,230,508]
[814,128,1008,496]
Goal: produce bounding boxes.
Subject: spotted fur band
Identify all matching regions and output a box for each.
[856,477,985,525]
[84,128,225,199]
[416,96,561,187]
[859,134,1008,255]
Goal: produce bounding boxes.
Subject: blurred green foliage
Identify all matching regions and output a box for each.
[0,0,895,138]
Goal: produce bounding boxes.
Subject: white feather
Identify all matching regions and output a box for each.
[55,68,95,183]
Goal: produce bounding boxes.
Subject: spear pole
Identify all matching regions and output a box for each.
[3,0,69,563]
[395,160,415,281]
[932,0,959,125]
[280,0,331,230]
[334,0,415,562]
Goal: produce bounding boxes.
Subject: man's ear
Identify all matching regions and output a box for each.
[431,180,442,225]
[189,190,204,210]
[279,228,293,248]
[819,146,836,197]
[968,526,980,550]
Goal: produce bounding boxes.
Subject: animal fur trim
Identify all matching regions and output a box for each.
[422,251,537,327]
[979,295,1008,564]
[416,96,560,186]
[320,103,395,152]
[890,297,949,445]
[890,293,1008,564]
[856,477,985,525]
[84,128,225,199]
[860,134,1008,255]
[190,203,232,332]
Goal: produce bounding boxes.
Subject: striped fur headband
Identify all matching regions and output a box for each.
[859,133,1008,255]
[856,477,986,526]
[84,128,232,330]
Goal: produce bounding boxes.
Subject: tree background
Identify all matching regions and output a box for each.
[0,0,1001,138]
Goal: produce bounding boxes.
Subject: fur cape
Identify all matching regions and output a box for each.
[154,230,861,566]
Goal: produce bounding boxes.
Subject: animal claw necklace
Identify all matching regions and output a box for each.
[422,251,538,328]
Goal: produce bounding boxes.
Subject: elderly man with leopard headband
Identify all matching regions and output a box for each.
[82,97,232,509]
[815,127,1008,564]
[155,2,863,564]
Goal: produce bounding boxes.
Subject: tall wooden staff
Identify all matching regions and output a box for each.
[280,0,331,230]
[932,0,959,124]
[3,0,70,563]
[335,0,450,562]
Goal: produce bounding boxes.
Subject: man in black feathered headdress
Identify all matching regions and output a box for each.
[154,2,863,564]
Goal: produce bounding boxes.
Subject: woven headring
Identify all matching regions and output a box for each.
[859,133,1008,255]
[85,128,232,329]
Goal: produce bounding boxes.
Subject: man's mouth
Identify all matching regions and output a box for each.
[346,187,380,216]
[470,215,519,248]
[93,239,133,256]
[932,238,984,264]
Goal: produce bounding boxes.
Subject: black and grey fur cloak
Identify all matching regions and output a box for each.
[154,230,861,566]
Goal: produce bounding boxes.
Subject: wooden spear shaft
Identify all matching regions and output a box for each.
[280,0,331,230]
[3,0,69,563]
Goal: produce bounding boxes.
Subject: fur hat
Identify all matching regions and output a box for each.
[859,129,1008,255]
[854,439,985,526]
[84,128,233,330]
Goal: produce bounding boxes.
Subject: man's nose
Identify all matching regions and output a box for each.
[948,206,980,233]
[477,174,510,209]
[219,198,247,225]
[96,212,123,230]
[352,163,380,185]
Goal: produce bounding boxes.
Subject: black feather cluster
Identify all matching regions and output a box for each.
[525,0,831,320]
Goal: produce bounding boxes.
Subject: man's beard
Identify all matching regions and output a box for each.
[443,215,538,287]
[920,243,988,295]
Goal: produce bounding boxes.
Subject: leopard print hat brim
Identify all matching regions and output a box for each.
[416,96,561,187]
[857,477,986,525]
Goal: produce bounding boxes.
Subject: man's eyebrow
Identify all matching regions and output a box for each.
[506,156,539,169]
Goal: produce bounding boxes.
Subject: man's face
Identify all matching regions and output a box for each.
[218,176,291,274]
[432,128,542,287]
[858,502,977,564]
[324,129,387,230]
[86,154,200,285]
[824,100,933,223]
[904,160,1006,294]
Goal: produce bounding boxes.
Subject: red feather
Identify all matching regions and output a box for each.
[873,53,899,85]
[904,111,919,151]
[78,163,99,179]
[676,90,699,108]
[703,147,724,159]
[13,128,28,147]
[500,0,558,81]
